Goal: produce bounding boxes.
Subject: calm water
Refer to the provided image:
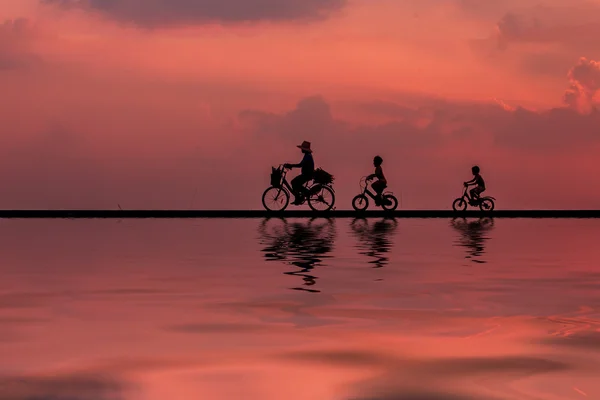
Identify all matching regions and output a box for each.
[1,218,600,399]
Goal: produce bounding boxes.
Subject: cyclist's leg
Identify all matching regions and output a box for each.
[371,180,384,204]
[470,186,483,201]
[291,175,309,203]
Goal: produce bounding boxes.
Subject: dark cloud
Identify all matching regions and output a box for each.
[0,372,128,400]
[242,95,600,153]
[239,95,335,142]
[41,0,346,27]
[540,332,600,350]
[493,5,600,49]
[348,392,482,400]
[285,349,570,375]
[166,322,265,333]
[0,18,42,70]
[491,105,600,149]
[283,349,394,366]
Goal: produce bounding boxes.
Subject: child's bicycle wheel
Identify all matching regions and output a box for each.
[352,194,369,211]
[479,198,495,211]
[381,194,398,211]
[452,198,467,211]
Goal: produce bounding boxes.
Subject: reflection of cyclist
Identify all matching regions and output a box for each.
[366,156,391,206]
[350,218,398,269]
[450,217,494,262]
[464,165,485,201]
[258,218,336,293]
[284,141,314,205]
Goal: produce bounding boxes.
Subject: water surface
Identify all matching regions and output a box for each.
[1,218,600,399]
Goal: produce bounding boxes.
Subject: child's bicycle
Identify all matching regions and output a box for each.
[352,176,398,211]
[452,185,495,211]
[262,165,335,212]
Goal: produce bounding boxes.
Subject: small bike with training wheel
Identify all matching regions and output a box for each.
[262,165,335,212]
[452,185,495,211]
[352,176,398,211]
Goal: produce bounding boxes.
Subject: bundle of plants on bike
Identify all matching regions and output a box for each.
[313,168,334,185]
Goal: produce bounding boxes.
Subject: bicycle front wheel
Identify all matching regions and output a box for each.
[452,197,467,211]
[308,185,335,212]
[262,187,290,212]
[352,194,369,211]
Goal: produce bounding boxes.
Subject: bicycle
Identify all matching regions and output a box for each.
[452,185,495,211]
[262,165,335,212]
[351,176,398,211]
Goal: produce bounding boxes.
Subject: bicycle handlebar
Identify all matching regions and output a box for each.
[358,176,370,191]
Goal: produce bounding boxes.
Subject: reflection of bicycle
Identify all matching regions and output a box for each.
[257,217,336,293]
[452,185,495,211]
[352,176,398,211]
[262,165,335,212]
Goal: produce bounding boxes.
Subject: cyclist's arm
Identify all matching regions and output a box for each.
[285,160,302,168]
[464,178,476,185]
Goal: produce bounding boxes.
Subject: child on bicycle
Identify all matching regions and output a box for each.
[464,165,485,201]
[367,156,390,205]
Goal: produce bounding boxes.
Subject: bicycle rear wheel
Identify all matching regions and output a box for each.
[308,185,335,212]
[479,198,495,211]
[381,194,398,211]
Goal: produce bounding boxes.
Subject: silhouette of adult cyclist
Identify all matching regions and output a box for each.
[284,141,315,205]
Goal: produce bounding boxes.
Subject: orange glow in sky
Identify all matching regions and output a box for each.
[1,0,600,209]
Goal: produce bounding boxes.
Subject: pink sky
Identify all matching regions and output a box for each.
[2,0,600,209]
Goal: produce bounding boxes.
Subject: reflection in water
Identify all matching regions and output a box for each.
[450,217,495,263]
[350,218,398,269]
[258,218,336,293]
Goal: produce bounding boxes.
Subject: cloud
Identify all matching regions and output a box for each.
[239,95,335,143]
[0,372,128,400]
[284,349,571,375]
[41,0,347,27]
[283,349,394,366]
[348,392,483,400]
[540,332,600,350]
[470,2,600,79]
[244,95,600,153]
[493,4,600,49]
[0,18,42,70]
[166,322,266,334]
[564,57,600,113]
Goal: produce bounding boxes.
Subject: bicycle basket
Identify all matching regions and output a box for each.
[270,166,283,187]
[313,168,334,185]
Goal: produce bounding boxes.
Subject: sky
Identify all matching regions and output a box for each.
[2,0,600,209]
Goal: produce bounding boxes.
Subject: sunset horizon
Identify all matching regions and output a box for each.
[1,1,600,209]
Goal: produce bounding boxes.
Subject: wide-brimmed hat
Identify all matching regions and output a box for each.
[297,141,312,152]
